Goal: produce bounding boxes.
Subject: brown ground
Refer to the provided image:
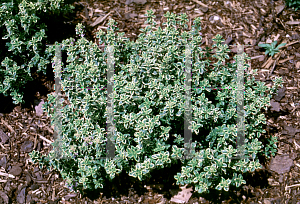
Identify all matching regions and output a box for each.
[1,0,300,203]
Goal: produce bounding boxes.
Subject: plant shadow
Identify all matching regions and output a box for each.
[190,167,272,203]
[80,161,184,201]
[0,1,95,114]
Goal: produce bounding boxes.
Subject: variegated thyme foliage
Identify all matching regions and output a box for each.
[0,0,75,104]
[29,10,283,195]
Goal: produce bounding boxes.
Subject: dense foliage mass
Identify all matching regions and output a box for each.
[0,0,75,104]
[29,10,283,195]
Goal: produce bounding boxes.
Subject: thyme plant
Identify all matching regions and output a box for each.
[0,0,75,104]
[29,10,283,195]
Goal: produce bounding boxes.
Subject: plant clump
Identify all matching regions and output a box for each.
[0,0,75,104]
[29,9,283,196]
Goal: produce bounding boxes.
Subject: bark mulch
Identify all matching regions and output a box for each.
[1,0,300,203]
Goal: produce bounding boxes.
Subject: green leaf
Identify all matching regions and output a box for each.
[258,43,271,48]
[276,43,286,49]
[20,7,282,195]
[271,40,278,48]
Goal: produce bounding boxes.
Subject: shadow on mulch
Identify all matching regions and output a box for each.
[0,55,56,114]
[80,161,184,201]
[187,167,272,203]
[70,155,274,203]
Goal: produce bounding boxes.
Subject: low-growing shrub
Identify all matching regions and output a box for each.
[29,10,283,195]
[0,0,75,104]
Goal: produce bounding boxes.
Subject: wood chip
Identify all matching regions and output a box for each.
[1,118,15,133]
[91,11,113,27]
[251,55,265,60]
[37,134,53,144]
[278,56,294,64]
[0,142,6,150]
[285,21,300,25]
[0,171,15,179]
[191,0,208,8]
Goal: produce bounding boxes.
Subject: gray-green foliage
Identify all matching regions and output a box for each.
[29,10,283,195]
[258,41,286,57]
[0,0,75,104]
[285,0,300,11]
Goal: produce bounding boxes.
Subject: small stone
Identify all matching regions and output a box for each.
[125,0,147,5]
[35,99,44,117]
[292,33,300,40]
[274,87,286,102]
[20,140,33,153]
[0,129,9,144]
[30,184,40,191]
[214,15,219,21]
[26,194,32,204]
[0,156,7,169]
[263,199,271,204]
[200,6,208,13]
[0,191,9,204]
[9,165,22,176]
[270,99,281,112]
[269,154,294,174]
[16,187,26,204]
[208,15,215,22]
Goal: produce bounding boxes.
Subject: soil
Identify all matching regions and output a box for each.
[1,0,300,203]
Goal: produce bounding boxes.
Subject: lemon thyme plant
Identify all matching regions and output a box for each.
[29,10,283,195]
[0,0,75,104]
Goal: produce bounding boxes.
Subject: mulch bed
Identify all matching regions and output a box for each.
[1,0,300,203]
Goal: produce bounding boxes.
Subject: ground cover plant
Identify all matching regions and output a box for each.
[28,9,284,198]
[0,0,75,105]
